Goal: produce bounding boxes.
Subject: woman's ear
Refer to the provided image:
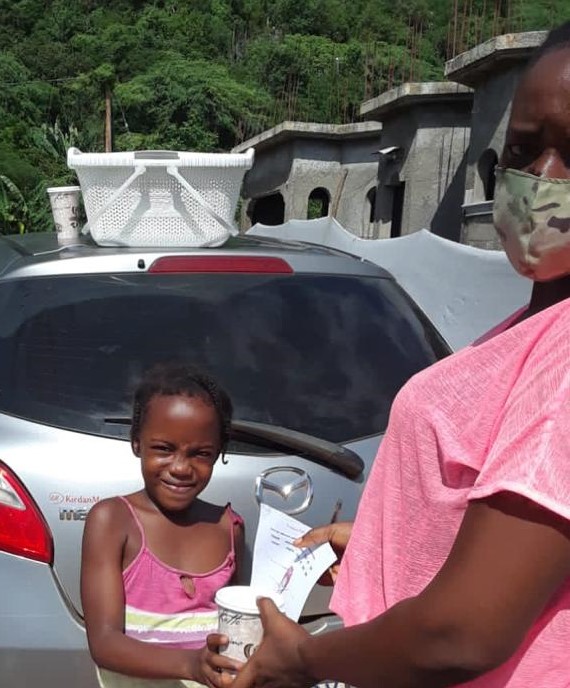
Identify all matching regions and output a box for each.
[131,438,140,456]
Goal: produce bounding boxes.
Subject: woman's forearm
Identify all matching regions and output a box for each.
[300,597,490,688]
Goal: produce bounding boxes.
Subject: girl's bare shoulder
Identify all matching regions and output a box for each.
[85,495,137,536]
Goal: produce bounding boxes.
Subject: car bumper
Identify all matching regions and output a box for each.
[0,552,98,688]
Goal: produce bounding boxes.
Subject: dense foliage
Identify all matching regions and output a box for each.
[0,0,568,233]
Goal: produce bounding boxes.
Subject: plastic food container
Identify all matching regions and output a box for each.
[215,585,285,663]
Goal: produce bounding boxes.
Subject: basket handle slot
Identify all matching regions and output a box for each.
[81,166,146,235]
[134,151,180,160]
[166,166,236,237]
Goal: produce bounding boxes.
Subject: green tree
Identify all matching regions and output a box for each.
[0,174,28,235]
[115,56,270,151]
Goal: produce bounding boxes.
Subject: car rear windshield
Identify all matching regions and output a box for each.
[0,272,448,445]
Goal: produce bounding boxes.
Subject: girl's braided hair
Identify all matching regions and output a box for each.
[131,362,233,457]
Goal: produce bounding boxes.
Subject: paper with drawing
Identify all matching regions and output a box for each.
[250,504,337,621]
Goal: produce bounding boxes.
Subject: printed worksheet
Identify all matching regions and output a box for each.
[251,504,337,621]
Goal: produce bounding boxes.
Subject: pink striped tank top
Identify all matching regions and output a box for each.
[119,497,242,650]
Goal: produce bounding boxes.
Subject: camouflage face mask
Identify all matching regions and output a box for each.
[493,168,570,281]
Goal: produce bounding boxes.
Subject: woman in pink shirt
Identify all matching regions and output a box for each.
[233,22,570,688]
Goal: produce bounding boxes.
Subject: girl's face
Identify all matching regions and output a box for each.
[133,394,221,513]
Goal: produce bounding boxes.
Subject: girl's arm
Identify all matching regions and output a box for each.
[232,492,570,688]
[81,498,238,686]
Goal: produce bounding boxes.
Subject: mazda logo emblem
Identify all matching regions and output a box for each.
[255,467,313,515]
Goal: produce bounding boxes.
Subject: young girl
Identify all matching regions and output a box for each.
[81,363,244,688]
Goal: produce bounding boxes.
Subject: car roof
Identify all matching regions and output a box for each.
[0,232,394,281]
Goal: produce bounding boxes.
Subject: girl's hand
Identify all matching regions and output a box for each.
[189,633,242,688]
[294,521,353,585]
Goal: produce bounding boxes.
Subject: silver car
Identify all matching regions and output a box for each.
[0,231,449,687]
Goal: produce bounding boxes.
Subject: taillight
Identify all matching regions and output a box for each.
[0,462,53,564]
[148,256,294,274]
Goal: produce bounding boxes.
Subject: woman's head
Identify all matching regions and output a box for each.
[501,24,570,177]
[494,23,570,281]
[131,363,233,512]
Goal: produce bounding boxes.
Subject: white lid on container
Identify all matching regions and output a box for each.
[215,586,285,615]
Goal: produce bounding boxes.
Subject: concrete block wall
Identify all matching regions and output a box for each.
[361,91,472,242]
[233,31,549,248]
[401,122,470,241]
[233,122,383,237]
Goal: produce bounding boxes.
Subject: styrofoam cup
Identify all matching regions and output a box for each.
[46,186,82,243]
[215,585,284,663]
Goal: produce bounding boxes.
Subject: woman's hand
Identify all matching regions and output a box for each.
[231,598,315,688]
[294,521,353,585]
[189,633,242,688]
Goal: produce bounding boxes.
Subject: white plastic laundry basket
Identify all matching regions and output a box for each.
[67,147,255,248]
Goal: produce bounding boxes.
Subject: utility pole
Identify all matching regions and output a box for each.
[104,85,112,153]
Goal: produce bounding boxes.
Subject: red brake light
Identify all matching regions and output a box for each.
[148,256,294,274]
[0,462,53,564]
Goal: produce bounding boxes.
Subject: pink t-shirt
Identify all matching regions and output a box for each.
[331,298,570,686]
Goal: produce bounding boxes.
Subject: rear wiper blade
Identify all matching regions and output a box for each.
[231,420,364,480]
[104,417,364,480]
